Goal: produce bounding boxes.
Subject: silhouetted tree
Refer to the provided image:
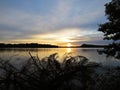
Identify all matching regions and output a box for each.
[98,0,120,59]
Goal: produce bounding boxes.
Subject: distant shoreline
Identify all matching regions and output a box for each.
[0,43,107,48]
[0,43,58,48]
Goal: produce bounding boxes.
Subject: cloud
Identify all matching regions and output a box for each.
[0,0,110,44]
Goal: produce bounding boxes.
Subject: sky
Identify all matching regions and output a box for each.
[0,0,111,46]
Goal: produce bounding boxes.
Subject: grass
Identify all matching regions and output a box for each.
[0,52,119,90]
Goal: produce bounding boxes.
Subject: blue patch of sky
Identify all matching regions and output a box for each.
[0,0,57,15]
[79,16,107,30]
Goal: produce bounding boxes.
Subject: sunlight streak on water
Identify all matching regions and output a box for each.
[67,48,71,53]
[0,48,120,67]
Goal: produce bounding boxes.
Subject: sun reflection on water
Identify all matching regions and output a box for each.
[67,48,71,53]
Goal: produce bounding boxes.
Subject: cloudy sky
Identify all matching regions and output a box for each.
[0,0,111,46]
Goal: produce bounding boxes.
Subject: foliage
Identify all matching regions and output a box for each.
[98,0,120,59]
[0,53,99,90]
[0,53,119,90]
[92,67,120,90]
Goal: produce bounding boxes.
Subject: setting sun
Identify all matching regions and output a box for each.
[67,43,72,47]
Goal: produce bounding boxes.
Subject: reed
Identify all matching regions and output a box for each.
[0,53,119,90]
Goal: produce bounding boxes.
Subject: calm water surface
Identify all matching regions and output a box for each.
[0,48,120,67]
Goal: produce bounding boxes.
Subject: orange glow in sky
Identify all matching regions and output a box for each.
[67,43,72,47]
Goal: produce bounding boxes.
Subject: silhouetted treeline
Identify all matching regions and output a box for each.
[59,44,108,48]
[0,43,58,48]
[80,44,108,48]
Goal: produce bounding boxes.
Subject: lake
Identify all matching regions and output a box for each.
[0,48,120,67]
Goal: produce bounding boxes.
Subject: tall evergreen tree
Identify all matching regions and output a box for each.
[98,0,120,59]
